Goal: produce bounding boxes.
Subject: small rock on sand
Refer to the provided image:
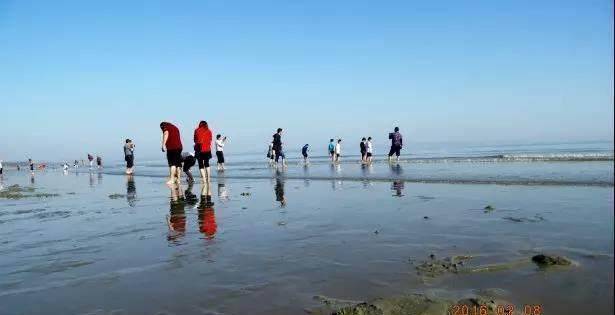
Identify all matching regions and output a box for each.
[531,254,571,267]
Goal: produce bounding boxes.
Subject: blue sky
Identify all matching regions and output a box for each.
[0,0,613,161]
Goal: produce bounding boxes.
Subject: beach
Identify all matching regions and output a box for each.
[0,159,613,314]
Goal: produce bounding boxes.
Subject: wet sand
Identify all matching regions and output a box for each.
[0,171,613,314]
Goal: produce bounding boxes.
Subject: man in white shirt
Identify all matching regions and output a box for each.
[366,137,374,164]
[334,139,342,163]
[215,134,227,171]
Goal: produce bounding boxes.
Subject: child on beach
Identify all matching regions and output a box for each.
[124,139,135,174]
[328,139,335,162]
[181,151,196,183]
[366,137,373,164]
[215,134,226,171]
[267,142,275,165]
[334,139,342,163]
[301,144,309,164]
[96,156,102,169]
[360,138,367,162]
[87,154,94,169]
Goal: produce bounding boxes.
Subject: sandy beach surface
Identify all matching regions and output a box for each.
[0,170,613,314]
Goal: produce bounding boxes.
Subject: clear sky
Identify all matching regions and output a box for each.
[0,0,613,161]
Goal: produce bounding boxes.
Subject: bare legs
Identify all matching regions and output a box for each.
[167,166,180,185]
[199,167,211,182]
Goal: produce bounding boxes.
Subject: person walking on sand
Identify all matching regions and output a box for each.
[272,128,286,167]
[301,144,310,164]
[160,122,183,185]
[267,142,275,165]
[360,137,367,163]
[124,139,135,174]
[194,121,213,182]
[215,134,227,171]
[328,139,335,162]
[181,151,196,183]
[334,139,342,163]
[366,137,374,164]
[96,156,102,169]
[87,154,94,169]
[387,127,403,162]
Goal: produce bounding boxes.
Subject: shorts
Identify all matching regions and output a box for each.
[275,150,285,162]
[216,151,225,164]
[302,153,308,158]
[30,165,34,171]
[0,168,3,175]
[166,149,183,167]
[329,150,335,155]
[336,153,341,158]
[388,145,402,157]
[125,155,134,168]
[197,151,212,169]
[183,156,196,172]
[367,152,373,157]
[361,150,367,157]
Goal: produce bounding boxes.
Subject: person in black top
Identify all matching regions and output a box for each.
[272,128,286,166]
[360,137,367,163]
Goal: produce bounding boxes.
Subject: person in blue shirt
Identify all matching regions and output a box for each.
[302,144,310,164]
[327,139,335,163]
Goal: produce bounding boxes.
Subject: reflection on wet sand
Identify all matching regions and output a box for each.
[184,182,198,208]
[167,183,186,243]
[391,180,405,197]
[275,177,286,207]
[126,175,137,207]
[97,172,103,184]
[217,177,229,203]
[89,173,94,187]
[198,182,217,239]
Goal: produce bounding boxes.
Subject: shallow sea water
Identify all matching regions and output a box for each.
[0,170,613,315]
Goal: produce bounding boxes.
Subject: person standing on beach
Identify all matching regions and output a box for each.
[215,134,227,171]
[160,122,183,185]
[360,138,367,163]
[328,139,335,162]
[87,154,94,169]
[334,139,342,163]
[267,142,275,165]
[272,128,286,167]
[0,160,3,177]
[96,156,102,169]
[181,151,196,183]
[124,139,135,174]
[301,144,310,164]
[366,137,374,164]
[29,158,34,173]
[387,127,403,162]
[73,160,79,169]
[193,121,213,182]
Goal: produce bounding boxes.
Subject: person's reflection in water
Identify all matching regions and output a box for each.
[217,177,229,203]
[275,177,286,207]
[89,172,95,187]
[391,180,405,197]
[30,173,35,184]
[166,183,186,243]
[97,172,103,184]
[390,163,403,176]
[126,175,137,207]
[302,165,310,187]
[184,181,198,208]
[198,181,217,240]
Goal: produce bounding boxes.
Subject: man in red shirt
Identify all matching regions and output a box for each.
[193,121,213,182]
[160,122,183,184]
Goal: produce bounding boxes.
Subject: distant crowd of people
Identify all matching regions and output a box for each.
[2,124,403,185]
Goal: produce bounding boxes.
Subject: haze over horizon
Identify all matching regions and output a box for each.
[1,0,613,161]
